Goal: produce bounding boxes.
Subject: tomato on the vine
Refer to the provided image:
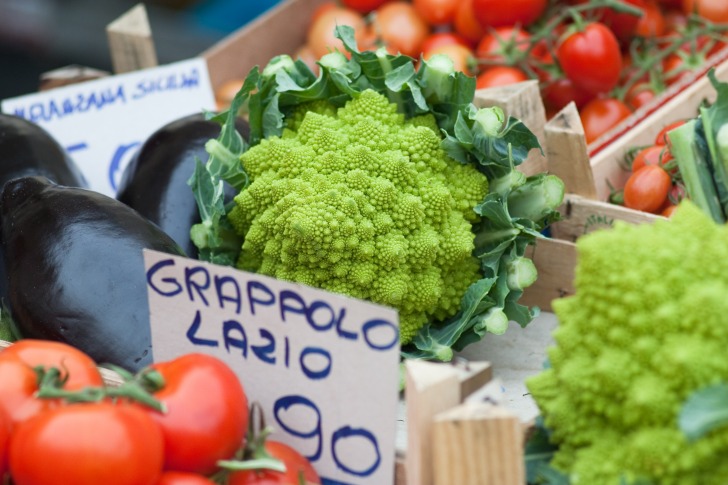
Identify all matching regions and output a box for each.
[542,78,595,112]
[662,52,701,85]
[623,165,673,213]
[9,402,164,485]
[1,340,103,391]
[557,22,623,96]
[412,0,459,26]
[228,441,321,485]
[625,82,656,110]
[635,1,666,38]
[472,0,547,29]
[476,66,529,89]
[580,97,633,144]
[596,0,649,43]
[144,353,249,475]
[631,145,673,171]
[475,26,531,65]
[683,0,728,24]
[155,471,217,485]
[0,355,51,427]
[371,1,430,58]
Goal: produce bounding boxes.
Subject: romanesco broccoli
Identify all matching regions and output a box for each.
[227,89,489,343]
[527,201,728,485]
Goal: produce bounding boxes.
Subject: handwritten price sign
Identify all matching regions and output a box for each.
[0,58,217,197]
[143,250,401,485]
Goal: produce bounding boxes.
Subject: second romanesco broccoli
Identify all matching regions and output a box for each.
[227,89,489,343]
[527,201,728,485]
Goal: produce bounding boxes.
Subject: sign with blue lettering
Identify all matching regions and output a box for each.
[143,250,401,485]
[0,58,216,197]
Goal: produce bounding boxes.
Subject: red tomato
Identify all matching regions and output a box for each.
[655,119,689,145]
[623,165,672,213]
[476,66,529,88]
[580,97,632,144]
[631,145,672,171]
[156,471,217,485]
[635,1,666,37]
[145,353,249,475]
[420,32,470,55]
[683,0,728,23]
[1,340,103,391]
[453,0,485,45]
[472,0,547,28]
[307,6,367,58]
[340,0,390,14]
[625,82,656,110]
[0,356,51,427]
[371,2,430,58]
[662,52,701,85]
[542,78,595,112]
[424,43,475,75]
[557,22,623,95]
[597,0,649,43]
[0,408,10,480]
[476,27,531,65]
[228,441,321,485]
[9,402,164,485]
[413,0,459,26]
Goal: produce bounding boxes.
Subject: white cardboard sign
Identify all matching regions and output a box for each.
[144,250,401,485]
[0,58,217,197]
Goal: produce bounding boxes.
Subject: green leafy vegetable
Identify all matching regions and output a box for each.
[190,25,563,360]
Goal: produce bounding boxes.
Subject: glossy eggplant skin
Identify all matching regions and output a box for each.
[0,114,87,188]
[117,113,250,258]
[0,114,88,307]
[1,176,185,372]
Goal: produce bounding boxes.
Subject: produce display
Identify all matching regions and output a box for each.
[526,202,728,484]
[5,0,728,482]
[0,339,321,484]
[217,0,728,146]
[191,26,564,360]
[608,70,728,220]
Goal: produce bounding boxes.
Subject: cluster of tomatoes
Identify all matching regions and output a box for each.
[0,340,320,485]
[295,0,727,144]
[616,119,687,215]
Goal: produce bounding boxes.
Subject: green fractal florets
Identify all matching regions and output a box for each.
[228,89,489,343]
[527,202,728,485]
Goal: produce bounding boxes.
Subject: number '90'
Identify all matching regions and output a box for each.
[274,395,381,478]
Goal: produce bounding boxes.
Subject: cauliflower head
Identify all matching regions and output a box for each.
[527,201,728,485]
[227,89,489,343]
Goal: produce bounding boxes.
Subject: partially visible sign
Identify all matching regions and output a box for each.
[1,58,216,197]
[144,250,401,485]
